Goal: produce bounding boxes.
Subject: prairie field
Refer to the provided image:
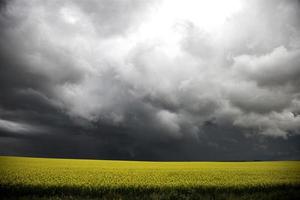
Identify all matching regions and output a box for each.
[0,156,299,199]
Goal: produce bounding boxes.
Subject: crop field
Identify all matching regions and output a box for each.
[0,156,299,199]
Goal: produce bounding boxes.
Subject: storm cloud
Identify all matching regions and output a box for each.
[0,0,299,160]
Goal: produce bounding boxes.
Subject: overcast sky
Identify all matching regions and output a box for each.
[0,0,299,160]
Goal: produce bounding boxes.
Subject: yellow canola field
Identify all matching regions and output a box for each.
[0,156,299,189]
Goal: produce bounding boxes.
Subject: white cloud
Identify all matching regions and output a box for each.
[0,119,42,134]
[233,111,300,138]
[233,46,300,86]
[156,110,181,137]
[1,0,300,138]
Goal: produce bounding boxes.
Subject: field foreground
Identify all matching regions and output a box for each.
[0,156,299,199]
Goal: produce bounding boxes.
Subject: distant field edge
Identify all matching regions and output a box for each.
[1,155,300,162]
[1,184,300,200]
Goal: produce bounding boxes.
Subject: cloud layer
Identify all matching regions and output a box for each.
[0,0,299,160]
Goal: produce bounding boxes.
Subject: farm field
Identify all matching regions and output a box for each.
[0,156,299,199]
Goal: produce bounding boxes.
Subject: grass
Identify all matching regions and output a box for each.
[0,156,299,199]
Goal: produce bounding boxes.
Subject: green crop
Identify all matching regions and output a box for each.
[0,156,299,199]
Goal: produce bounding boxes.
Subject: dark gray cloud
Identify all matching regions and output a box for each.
[0,0,299,160]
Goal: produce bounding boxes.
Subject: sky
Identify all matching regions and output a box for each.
[0,0,300,161]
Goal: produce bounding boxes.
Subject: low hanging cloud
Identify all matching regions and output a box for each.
[0,0,300,160]
[0,119,43,134]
